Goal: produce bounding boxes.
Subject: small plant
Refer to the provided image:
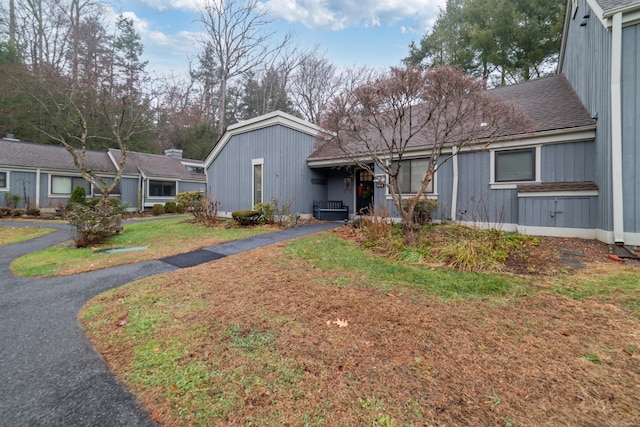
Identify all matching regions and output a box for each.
[164,201,177,213]
[27,208,40,217]
[4,192,20,208]
[176,191,219,226]
[152,204,165,215]
[404,198,439,225]
[67,186,86,209]
[271,197,296,228]
[231,210,262,226]
[253,202,274,224]
[583,351,602,366]
[68,201,126,248]
[10,208,26,216]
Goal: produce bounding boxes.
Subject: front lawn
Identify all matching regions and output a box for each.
[0,225,55,245]
[11,217,276,277]
[80,230,640,426]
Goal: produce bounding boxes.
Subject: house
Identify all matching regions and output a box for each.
[205,0,639,247]
[204,112,328,218]
[0,138,206,212]
[558,0,640,245]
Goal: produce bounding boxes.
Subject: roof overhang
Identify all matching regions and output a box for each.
[307,125,597,168]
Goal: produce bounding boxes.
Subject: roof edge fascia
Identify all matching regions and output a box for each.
[204,111,321,169]
[307,125,597,167]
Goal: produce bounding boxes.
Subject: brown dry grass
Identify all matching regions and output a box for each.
[81,229,640,426]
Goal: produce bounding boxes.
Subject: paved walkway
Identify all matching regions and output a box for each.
[0,220,339,426]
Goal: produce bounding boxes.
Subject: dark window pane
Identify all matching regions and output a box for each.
[495,149,535,182]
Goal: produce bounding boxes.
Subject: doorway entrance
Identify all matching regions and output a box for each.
[355,168,374,214]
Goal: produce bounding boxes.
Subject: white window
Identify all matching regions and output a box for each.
[390,158,434,194]
[50,175,90,195]
[0,171,8,190]
[491,147,541,188]
[252,158,264,206]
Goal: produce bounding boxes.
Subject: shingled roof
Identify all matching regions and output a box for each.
[0,139,116,173]
[109,149,206,182]
[595,0,640,13]
[309,73,594,161]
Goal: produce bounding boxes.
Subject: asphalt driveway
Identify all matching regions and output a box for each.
[0,220,338,426]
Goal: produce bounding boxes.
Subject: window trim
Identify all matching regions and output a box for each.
[147,179,178,199]
[490,146,541,189]
[386,158,438,198]
[252,158,264,207]
[0,170,9,191]
[48,174,92,197]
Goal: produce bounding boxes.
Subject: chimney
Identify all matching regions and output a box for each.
[164,148,183,159]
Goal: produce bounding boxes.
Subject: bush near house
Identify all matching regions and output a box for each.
[152,204,165,216]
[231,210,262,226]
[67,186,86,209]
[164,201,177,213]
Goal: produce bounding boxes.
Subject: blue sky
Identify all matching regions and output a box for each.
[107,0,446,77]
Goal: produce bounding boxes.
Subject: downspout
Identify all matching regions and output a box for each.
[450,146,459,221]
[138,168,147,213]
[35,168,40,209]
[610,12,624,243]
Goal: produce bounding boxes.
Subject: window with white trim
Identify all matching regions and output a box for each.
[0,171,7,190]
[252,158,264,206]
[50,175,90,195]
[391,158,434,194]
[149,180,176,197]
[491,147,540,187]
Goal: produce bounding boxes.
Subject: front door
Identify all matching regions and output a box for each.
[355,168,374,214]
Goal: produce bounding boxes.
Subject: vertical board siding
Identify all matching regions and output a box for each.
[518,197,597,228]
[7,171,36,208]
[542,141,596,182]
[622,23,640,232]
[208,125,323,215]
[561,0,613,231]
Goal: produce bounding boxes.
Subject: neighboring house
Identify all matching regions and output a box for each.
[0,138,205,212]
[205,0,639,247]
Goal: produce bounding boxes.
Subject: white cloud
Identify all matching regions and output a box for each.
[262,0,445,31]
[140,0,205,12]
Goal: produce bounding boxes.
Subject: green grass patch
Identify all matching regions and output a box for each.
[11,217,275,277]
[285,233,530,300]
[0,225,55,245]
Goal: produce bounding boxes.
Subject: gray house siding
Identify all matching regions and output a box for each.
[622,23,640,233]
[208,124,324,215]
[561,0,613,232]
[518,197,597,228]
[119,177,139,210]
[1,171,37,208]
[541,141,596,182]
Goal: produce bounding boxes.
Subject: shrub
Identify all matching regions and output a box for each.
[176,191,219,226]
[68,201,126,248]
[253,202,274,224]
[4,192,20,208]
[152,204,165,215]
[231,210,262,226]
[86,197,125,210]
[27,208,40,217]
[67,186,86,209]
[176,191,204,213]
[10,208,26,217]
[165,201,177,213]
[0,207,11,216]
[404,198,439,225]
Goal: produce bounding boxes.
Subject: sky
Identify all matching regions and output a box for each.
[106,0,447,78]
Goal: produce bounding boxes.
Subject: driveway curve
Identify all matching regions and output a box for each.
[0,220,339,426]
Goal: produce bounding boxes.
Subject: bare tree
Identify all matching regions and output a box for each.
[23,68,152,205]
[290,51,342,124]
[319,65,531,241]
[197,0,292,136]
